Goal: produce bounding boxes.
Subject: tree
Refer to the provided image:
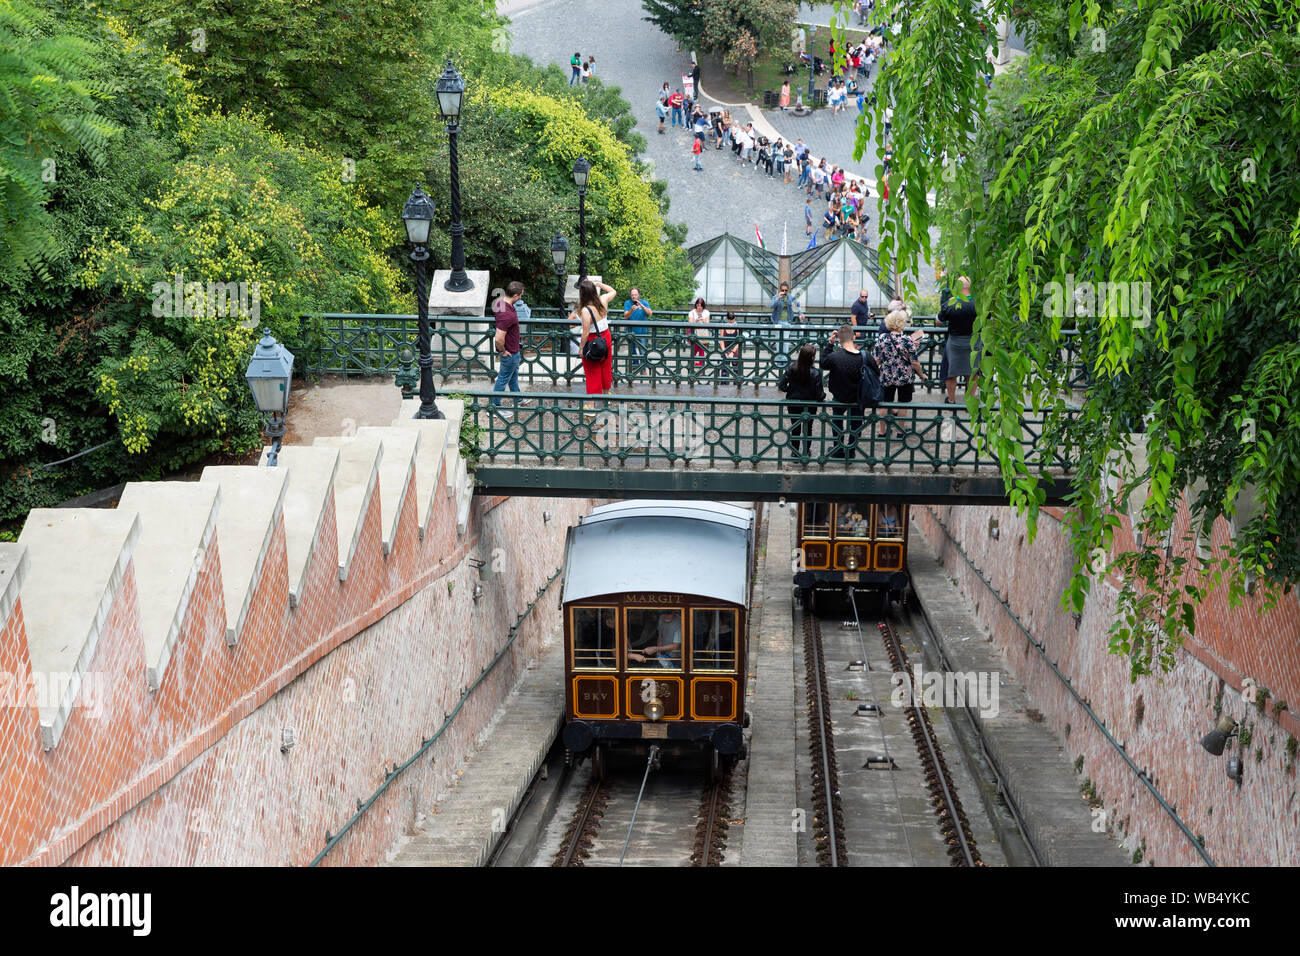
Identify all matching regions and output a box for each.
[848,0,1300,676]
[701,0,796,84]
[481,81,695,307]
[0,0,120,277]
[641,0,706,50]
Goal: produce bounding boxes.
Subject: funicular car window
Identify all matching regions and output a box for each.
[802,502,832,537]
[625,607,684,671]
[571,607,618,670]
[875,503,904,540]
[692,608,738,672]
[836,503,870,538]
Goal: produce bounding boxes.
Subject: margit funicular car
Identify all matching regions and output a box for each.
[793,500,911,610]
[559,500,755,780]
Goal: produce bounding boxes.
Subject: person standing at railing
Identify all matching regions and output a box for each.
[874,310,923,436]
[719,311,742,384]
[622,287,652,375]
[821,323,879,460]
[575,278,616,396]
[778,344,826,460]
[687,297,711,377]
[491,281,530,410]
[939,275,977,404]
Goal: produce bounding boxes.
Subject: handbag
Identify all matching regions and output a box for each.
[858,350,884,408]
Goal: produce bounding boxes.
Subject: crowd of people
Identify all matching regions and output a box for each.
[488,275,981,461]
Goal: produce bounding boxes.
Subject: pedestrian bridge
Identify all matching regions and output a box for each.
[295,313,1085,505]
[459,391,1077,505]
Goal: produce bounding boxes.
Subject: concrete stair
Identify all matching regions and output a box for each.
[401,398,464,499]
[355,427,420,555]
[116,482,221,690]
[388,418,448,539]
[0,397,480,756]
[0,542,29,640]
[257,446,339,607]
[15,509,141,749]
[312,436,382,580]
[198,467,289,646]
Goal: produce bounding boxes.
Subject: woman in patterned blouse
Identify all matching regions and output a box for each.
[874,309,924,436]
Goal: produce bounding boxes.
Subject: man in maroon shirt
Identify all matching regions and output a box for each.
[492,281,527,409]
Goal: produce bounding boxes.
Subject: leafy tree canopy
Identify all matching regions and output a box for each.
[844,0,1300,675]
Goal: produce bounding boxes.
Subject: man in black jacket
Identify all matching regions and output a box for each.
[820,324,880,460]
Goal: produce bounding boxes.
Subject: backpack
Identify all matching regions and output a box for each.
[580,308,609,363]
[858,350,883,409]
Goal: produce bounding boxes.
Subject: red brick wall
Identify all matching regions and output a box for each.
[915,503,1300,866]
[0,455,593,866]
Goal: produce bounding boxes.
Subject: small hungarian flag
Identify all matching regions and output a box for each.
[754,223,765,249]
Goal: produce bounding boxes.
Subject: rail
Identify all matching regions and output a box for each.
[922,507,1215,866]
[459,391,1079,474]
[294,313,1089,392]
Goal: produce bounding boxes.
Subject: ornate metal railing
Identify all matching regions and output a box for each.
[298,313,1088,392]
[457,390,1079,473]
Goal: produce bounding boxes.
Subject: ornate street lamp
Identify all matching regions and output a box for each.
[436,60,473,293]
[550,232,569,309]
[245,329,294,466]
[572,156,590,284]
[402,185,444,420]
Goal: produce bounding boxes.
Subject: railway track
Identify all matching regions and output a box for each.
[552,757,732,867]
[877,615,983,867]
[800,610,848,866]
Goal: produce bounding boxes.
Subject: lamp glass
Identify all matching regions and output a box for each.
[245,331,295,415]
[402,188,435,246]
[550,234,568,268]
[436,61,465,121]
[572,155,590,188]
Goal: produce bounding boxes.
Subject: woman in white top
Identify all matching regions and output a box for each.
[687,297,711,373]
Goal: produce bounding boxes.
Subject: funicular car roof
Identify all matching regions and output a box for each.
[563,500,754,606]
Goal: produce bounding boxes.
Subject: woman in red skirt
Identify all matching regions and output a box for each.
[574,278,616,394]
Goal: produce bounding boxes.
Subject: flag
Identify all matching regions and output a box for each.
[754,223,765,249]
[781,222,788,256]
[806,231,818,250]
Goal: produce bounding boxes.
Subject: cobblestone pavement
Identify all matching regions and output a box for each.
[797,1,1028,48]
[506,0,940,297]
[507,0,882,252]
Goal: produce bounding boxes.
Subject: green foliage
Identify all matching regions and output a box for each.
[849,0,1300,676]
[702,0,797,89]
[76,110,404,454]
[481,81,695,307]
[0,0,122,277]
[641,0,706,49]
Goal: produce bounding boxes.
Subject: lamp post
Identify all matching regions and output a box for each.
[436,60,473,293]
[572,156,590,284]
[402,185,444,420]
[245,330,294,466]
[550,232,569,309]
[808,24,817,98]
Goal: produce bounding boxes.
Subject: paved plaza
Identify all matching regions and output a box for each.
[506,0,896,258]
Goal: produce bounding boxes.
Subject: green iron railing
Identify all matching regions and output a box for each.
[298,313,1089,392]
[457,390,1079,473]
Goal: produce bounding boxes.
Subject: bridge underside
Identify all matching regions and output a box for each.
[474,466,1073,506]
